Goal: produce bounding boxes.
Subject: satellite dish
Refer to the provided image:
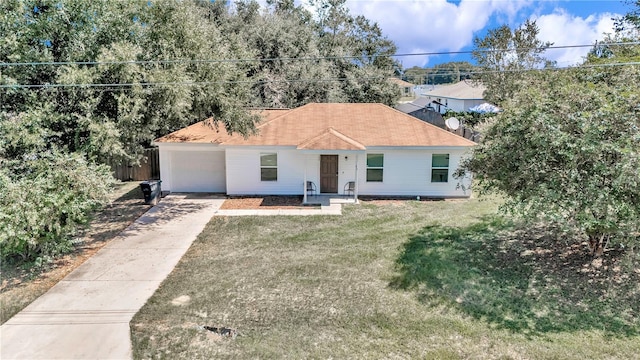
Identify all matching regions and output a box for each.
[445,117,460,130]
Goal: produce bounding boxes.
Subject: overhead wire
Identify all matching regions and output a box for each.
[0,77,360,90]
[1,41,639,90]
[1,60,639,90]
[0,41,639,68]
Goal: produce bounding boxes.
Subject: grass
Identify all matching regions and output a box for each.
[0,182,151,324]
[131,197,640,359]
[393,219,640,336]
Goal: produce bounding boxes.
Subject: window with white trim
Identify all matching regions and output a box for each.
[431,154,449,183]
[366,154,384,182]
[260,153,277,181]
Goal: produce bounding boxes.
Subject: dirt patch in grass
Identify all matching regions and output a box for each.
[220,196,307,209]
[220,196,453,209]
[359,196,450,207]
[1,182,151,323]
[359,199,407,206]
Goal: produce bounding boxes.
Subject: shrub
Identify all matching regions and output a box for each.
[0,152,114,262]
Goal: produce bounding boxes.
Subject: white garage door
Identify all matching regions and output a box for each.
[170,151,226,192]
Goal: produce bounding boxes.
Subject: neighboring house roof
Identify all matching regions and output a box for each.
[395,97,433,114]
[421,80,485,100]
[388,77,415,88]
[415,84,444,92]
[155,103,475,148]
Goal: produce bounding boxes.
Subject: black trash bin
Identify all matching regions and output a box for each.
[140,180,162,205]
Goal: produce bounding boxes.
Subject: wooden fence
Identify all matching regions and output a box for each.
[409,109,481,142]
[110,148,160,181]
[448,126,482,142]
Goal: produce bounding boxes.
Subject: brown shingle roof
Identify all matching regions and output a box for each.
[155,103,475,148]
[388,77,415,88]
[297,127,366,150]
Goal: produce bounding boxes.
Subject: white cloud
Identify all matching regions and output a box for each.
[345,0,532,67]
[293,1,623,69]
[534,9,619,66]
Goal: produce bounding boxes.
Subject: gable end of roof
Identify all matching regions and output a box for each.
[297,127,366,150]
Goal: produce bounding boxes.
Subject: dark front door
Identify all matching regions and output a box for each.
[320,155,338,193]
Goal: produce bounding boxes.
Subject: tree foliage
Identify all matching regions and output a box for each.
[462,11,640,256]
[590,1,640,65]
[458,64,640,256]
[614,0,640,32]
[223,0,335,108]
[471,20,555,107]
[1,0,258,164]
[242,0,400,107]
[1,0,399,162]
[404,62,475,85]
[0,0,399,262]
[0,149,114,263]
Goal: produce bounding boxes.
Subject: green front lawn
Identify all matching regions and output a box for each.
[131,197,640,359]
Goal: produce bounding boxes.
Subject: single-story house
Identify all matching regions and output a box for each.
[154,103,475,201]
[420,80,486,113]
[388,77,417,102]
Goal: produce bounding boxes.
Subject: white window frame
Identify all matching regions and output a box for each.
[260,153,278,182]
[366,154,384,182]
[431,154,449,183]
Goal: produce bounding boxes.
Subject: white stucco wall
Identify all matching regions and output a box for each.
[158,144,472,197]
[447,99,465,112]
[426,96,485,113]
[225,149,364,195]
[225,147,306,195]
[225,147,471,197]
[356,148,472,197]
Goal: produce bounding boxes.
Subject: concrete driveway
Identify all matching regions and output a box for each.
[0,194,225,360]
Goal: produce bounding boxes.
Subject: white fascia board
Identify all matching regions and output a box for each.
[437,96,484,101]
[364,146,475,151]
[220,145,298,151]
[155,142,223,151]
[296,149,366,155]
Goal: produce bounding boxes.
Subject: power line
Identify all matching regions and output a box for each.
[1,76,394,90]
[1,41,639,68]
[1,60,638,90]
[0,77,363,89]
[394,41,640,57]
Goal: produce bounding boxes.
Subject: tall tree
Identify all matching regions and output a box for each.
[0,0,256,262]
[310,0,400,105]
[472,19,555,106]
[225,0,337,108]
[457,61,640,257]
[404,62,475,85]
[220,0,400,107]
[0,0,257,164]
[461,10,640,258]
[615,0,640,31]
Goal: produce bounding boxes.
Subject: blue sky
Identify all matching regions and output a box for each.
[343,0,631,68]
